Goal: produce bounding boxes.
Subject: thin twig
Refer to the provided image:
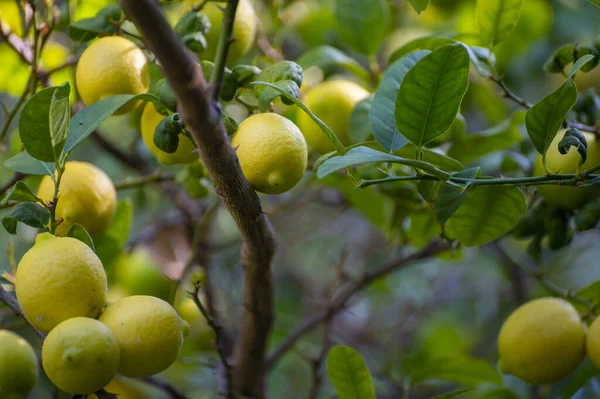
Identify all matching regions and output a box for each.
[141,377,188,399]
[0,284,46,341]
[209,0,240,101]
[0,173,26,197]
[114,172,176,190]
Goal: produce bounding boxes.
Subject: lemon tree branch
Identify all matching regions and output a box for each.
[118,1,276,397]
[0,284,46,341]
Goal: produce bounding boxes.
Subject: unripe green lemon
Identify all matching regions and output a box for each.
[533,129,600,210]
[16,233,108,334]
[37,161,116,237]
[99,296,187,377]
[498,298,586,384]
[140,102,199,165]
[0,330,38,399]
[586,316,600,369]
[297,80,370,153]
[42,318,120,395]
[76,36,149,114]
[202,0,257,64]
[232,113,308,194]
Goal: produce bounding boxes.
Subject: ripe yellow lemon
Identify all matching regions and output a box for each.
[0,330,38,399]
[232,113,308,194]
[202,0,257,64]
[42,318,120,395]
[16,233,108,334]
[37,161,116,237]
[99,295,188,377]
[533,129,600,210]
[140,102,199,165]
[297,80,370,153]
[497,297,586,384]
[76,36,149,114]
[586,316,600,369]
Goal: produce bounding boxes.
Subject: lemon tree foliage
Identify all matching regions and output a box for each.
[476,0,524,48]
[335,0,390,55]
[326,345,376,399]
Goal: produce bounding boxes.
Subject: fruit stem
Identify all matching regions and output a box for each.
[49,165,64,234]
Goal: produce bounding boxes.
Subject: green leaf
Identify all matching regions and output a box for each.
[467,46,496,78]
[525,79,578,156]
[446,185,526,246]
[252,61,303,99]
[436,168,480,224]
[66,224,95,251]
[395,44,470,148]
[410,355,503,385]
[296,46,370,81]
[64,93,159,155]
[326,345,376,399]
[0,182,39,205]
[258,80,300,112]
[2,202,51,234]
[588,0,600,7]
[371,50,429,152]
[430,388,474,399]
[335,0,390,55]
[317,146,452,181]
[476,0,524,48]
[94,200,133,267]
[19,83,71,162]
[68,4,122,42]
[3,151,55,175]
[566,54,596,80]
[350,95,373,143]
[389,36,455,65]
[408,0,430,14]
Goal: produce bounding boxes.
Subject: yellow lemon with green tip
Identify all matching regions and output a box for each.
[37,161,116,237]
[76,36,149,114]
[16,233,108,334]
[202,0,257,64]
[297,80,370,154]
[232,113,308,194]
[42,318,120,395]
[0,330,38,399]
[498,297,586,384]
[99,295,188,377]
[140,102,199,165]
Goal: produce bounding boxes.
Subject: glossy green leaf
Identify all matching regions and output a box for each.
[436,168,480,224]
[326,345,376,399]
[467,46,496,78]
[68,4,121,42]
[19,83,71,162]
[526,79,578,156]
[350,95,373,143]
[411,355,503,385]
[317,146,452,181]
[252,61,303,99]
[335,0,390,55]
[3,151,56,176]
[430,388,474,399]
[296,46,370,81]
[476,0,524,47]
[2,202,51,234]
[371,50,429,152]
[0,182,39,205]
[66,224,95,251]
[446,185,526,246]
[258,80,300,112]
[395,44,470,148]
[408,0,430,14]
[566,54,596,80]
[94,200,133,267]
[389,36,455,64]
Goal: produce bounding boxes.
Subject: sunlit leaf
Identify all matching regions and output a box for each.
[335,0,390,55]
[476,0,524,48]
[326,345,376,399]
[410,355,503,385]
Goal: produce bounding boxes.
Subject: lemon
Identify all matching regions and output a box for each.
[0,330,38,399]
[586,316,600,369]
[297,80,370,153]
[232,113,307,194]
[498,297,586,384]
[114,248,176,302]
[533,129,600,210]
[99,295,187,377]
[140,102,199,165]
[16,233,108,334]
[202,0,257,64]
[76,36,149,114]
[87,375,167,399]
[37,161,116,236]
[176,296,215,352]
[42,318,120,395]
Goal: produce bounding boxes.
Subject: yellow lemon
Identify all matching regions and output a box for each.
[42,318,120,395]
[76,36,149,114]
[99,295,187,377]
[37,161,116,236]
[0,330,38,399]
[498,297,586,384]
[87,375,167,399]
[533,129,600,210]
[232,113,307,194]
[202,0,257,64]
[16,233,108,334]
[140,102,199,165]
[586,316,600,369]
[297,80,370,153]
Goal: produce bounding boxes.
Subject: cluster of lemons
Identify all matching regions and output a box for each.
[498,297,600,384]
